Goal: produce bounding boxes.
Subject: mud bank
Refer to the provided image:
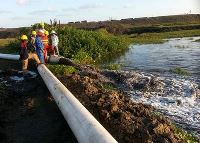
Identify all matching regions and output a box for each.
[52,65,198,143]
[0,69,77,143]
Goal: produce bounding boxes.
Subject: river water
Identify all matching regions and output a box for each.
[115,37,200,136]
[116,37,200,76]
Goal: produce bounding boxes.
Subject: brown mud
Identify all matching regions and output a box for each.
[0,60,78,143]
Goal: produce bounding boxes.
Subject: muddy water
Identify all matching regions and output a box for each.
[116,37,200,76]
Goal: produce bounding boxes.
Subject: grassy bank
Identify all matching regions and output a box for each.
[130,29,200,44]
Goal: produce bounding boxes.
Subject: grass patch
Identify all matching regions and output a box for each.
[130,29,200,44]
[174,126,199,143]
[170,67,191,76]
[0,38,15,47]
[104,64,121,70]
[0,38,17,53]
[47,64,78,75]
[101,82,114,90]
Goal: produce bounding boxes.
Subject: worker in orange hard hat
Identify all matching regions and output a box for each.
[19,35,41,74]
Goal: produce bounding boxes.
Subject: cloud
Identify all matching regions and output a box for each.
[62,8,76,12]
[0,10,12,14]
[29,9,57,15]
[79,4,102,10]
[16,0,29,5]
[11,16,31,20]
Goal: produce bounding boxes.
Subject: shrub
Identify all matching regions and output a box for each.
[57,26,131,64]
[170,67,191,76]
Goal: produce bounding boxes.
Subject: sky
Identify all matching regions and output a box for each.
[0,0,200,28]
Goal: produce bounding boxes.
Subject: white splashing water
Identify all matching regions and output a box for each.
[119,71,200,135]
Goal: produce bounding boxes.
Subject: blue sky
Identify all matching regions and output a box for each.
[0,0,199,28]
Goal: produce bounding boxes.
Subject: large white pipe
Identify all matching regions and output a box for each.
[38,64,117,143]
[0,53,19,60]
[0,53,118,143]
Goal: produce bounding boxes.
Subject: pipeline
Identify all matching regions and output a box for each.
[0,53,118,143]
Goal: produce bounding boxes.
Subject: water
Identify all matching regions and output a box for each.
[115,37,200,76]
[114,37,200,136]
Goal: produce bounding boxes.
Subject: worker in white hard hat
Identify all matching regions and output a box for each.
[50,30,59,55]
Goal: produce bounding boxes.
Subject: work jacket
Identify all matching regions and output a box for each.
[19,41,29,60]
[41,35,49,46]
[50,34,59,47]
[35,35,44,63]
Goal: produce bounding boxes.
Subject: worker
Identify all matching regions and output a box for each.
[30,31,37,49]
[38,22,46,33]
[19,35,41,74]
[41,30,49,62]
[35,30,45,63]
[50,30,59,55]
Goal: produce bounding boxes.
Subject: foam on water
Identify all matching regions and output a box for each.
[121,71,200,134]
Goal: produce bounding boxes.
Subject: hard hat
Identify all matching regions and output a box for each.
[40,22,45,26]
[38,29,44,33]
[45,30,49,35]
[32,31,37,36]
[21,35,28,40]
[50,30,57,34]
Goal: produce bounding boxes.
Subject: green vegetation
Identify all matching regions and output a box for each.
[174,126,199,143]
[104,63,121,70]
[47,64,78,75]
[170,67,191,76]
[58,26,131,64]
[130,29,200,44]
[101,82,114,90]
[195,39,200,42]
[0,38,16,47]
[0,38,18,53]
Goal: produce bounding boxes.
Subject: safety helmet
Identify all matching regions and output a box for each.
[40,22,45,26]
[21,35,28,40]
[45,30,49,36]
[32,31,37,36]
[50,30,57,35]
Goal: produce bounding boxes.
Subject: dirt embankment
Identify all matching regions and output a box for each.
[55,65,186,143]
[0,64,78,143]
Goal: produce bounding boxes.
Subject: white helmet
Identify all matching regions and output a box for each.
[50,30,57,34]
[38,29,44,34]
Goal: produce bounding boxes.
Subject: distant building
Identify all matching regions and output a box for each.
[81,20,87,23]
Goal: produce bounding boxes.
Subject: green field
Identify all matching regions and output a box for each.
[0,38,15,47]
[129,29,200,44]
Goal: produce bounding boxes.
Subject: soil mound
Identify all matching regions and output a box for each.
[55,65,185,143]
